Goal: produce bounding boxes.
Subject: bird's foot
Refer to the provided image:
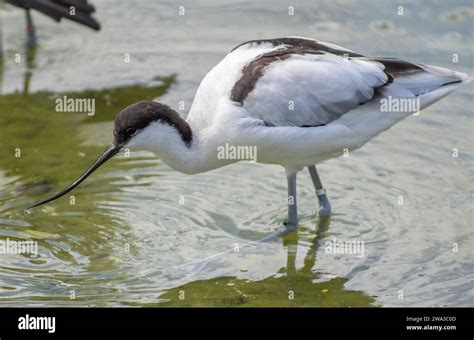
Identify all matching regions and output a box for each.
[280,220,298,234]
[315,193,331,233]
[317,193,331,217]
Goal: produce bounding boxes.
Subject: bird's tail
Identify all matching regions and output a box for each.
[340,61,468,150]
[376,59,469,111]
[415,65,468,110]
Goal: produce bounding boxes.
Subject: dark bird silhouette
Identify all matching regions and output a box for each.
[6,0,101,47]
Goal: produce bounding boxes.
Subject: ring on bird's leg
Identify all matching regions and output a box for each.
[316,188,326,196]
[307,165,332,217]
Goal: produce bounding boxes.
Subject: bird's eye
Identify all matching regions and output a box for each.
[126,128,136,135]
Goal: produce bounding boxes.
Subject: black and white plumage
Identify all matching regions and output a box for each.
[181,36,466,174]
[28,36,468,232]
[234,38,463,129]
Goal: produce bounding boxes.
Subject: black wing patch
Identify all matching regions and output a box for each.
[231,37,429,104]
[231,37,365,104]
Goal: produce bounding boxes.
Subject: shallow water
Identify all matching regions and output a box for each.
[0,0,472,307]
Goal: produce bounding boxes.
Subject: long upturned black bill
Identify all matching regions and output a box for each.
[27,145,121,210]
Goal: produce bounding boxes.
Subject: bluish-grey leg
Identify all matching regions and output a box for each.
[283,173,298,233]
[308,165,331,217]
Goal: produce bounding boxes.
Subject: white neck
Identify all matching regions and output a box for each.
[126,121,225,174]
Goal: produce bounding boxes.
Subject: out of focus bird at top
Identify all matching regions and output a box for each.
[6,0,100,47]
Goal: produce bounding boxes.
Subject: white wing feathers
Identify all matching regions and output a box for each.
[242,53,388,127]
[227,37,466,128]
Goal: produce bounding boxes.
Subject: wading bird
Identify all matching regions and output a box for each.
[28,37,468,233]
[6,0,100,47]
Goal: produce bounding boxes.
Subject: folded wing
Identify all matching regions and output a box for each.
[230,37,465,127]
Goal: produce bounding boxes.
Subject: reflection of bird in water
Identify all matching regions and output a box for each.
[158,216,370,307]
[285,214,330,276]
[28,37,467,235]
[6,0,100,47]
